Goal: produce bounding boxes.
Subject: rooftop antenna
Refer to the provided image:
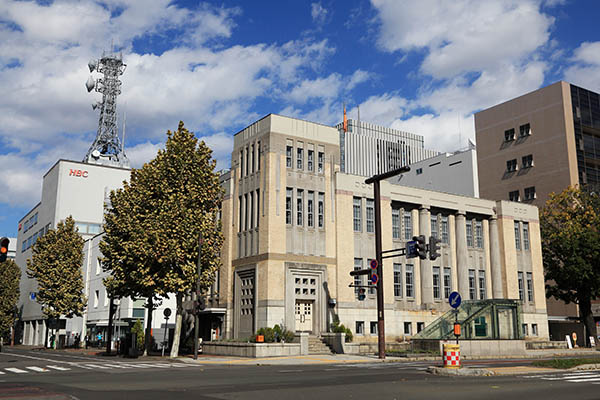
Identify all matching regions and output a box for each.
[84,45,130,168]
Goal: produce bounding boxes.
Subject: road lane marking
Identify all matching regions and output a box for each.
[83,364,111,369]
[25,367,49,372]
[5,368,28,374]
[567,377,600,383]
[46,365,71,371]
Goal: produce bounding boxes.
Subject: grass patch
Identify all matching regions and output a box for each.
[532,358,600,369]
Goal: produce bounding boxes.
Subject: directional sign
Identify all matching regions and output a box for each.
[405,240,417,259]
[370,259,378,270]
[449,291,461,309]
[371,273,379,285]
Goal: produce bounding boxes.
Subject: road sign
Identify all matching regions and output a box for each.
[370,259,378,269]
[405,240,417,258]
[371,273,379,285]
[449,291,461,309]
[30,292,36,300]
[163,308,171,318]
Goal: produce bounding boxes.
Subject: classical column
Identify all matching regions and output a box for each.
[489,217,504,298]
[419,206,433,305]
[455,212,469,297]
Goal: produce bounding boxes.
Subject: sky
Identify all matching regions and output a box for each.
[1,0,599,236]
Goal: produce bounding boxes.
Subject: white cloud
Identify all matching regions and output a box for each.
[564,41,600,93]
[311,3,328,25]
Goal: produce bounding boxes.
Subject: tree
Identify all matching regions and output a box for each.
[27,216,86,347]
[540,186,600,343]
[101,121,224,357]
[0,259,20,343]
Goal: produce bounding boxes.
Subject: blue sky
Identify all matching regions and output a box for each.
[1,0,599,237]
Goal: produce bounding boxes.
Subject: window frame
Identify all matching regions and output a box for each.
[393,263,402,298]
[433,266,441,300]
[318,192,324,228]
[286,188,293,225]
[366,199,375,233]
[506,159,518,172]
[286,145,293,168]
[405,264,414,298]
[307,149,314,172]
[504,128,515,142]
[514,221,521,250]
[468,269,476,300]
[307,191,314,228]
[403,210,413,241]
[392,208,400,239]
[353,197,362,232]
[443,267,451,299]
[509,190,520,202]
[296,189,304,226]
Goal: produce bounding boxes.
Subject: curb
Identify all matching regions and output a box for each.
[427,366,495,376]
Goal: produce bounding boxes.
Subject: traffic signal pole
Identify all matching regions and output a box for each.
[365,166,410,360]
[193,234,203,361]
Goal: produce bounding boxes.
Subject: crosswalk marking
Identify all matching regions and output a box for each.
[0,371,5,374]
[25,366,49,372]
[5,368,28,374]
[102,364,133,369]
[83,364,111,369]
[0,361,196,375]
[567,376,600,383]
[47,365,71,371]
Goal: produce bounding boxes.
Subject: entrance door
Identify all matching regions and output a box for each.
[295,301,313,332]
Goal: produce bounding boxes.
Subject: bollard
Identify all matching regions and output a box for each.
[443,343,460,368]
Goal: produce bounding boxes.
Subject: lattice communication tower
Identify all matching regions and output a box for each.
[84,50,130,167]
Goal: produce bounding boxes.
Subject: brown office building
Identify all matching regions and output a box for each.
[475,81,600,343]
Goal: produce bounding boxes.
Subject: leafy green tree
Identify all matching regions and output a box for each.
[0,259,20,343]
[540,186,600,343]
[27,217,86,348]
[101,121,224,357]
[131,319,145,350]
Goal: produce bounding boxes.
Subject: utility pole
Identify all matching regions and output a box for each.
[193,234,203,361]
[365,166,410,359]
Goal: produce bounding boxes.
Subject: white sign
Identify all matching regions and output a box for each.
[590,336,596,347]
[565,335,573,349]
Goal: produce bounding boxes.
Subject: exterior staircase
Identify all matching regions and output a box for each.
[308,336,334,354]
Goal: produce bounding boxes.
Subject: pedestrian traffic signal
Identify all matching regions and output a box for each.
[0,237,8,263]
[429,236,441,261]
[413,235,427,260]
[358,288,366,301]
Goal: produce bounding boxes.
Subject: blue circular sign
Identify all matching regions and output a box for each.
[371,273,379,285]
[448,291,461,309]
[370,259,378,269]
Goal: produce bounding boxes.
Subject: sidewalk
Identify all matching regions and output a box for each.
[178,353,414,366]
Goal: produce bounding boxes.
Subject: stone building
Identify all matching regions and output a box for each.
[215,114,549,341]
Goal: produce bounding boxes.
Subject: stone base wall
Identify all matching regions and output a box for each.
[202,342,301,357]
[413,339,527,357]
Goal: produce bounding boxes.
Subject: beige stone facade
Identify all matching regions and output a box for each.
[216,114,548,341]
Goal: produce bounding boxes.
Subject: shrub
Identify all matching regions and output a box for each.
[331,316,353,343]
[131,319,145,350]
[255,325,295,343]
[255,327,275,343]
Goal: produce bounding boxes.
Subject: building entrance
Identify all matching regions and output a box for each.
[295,300,313,332]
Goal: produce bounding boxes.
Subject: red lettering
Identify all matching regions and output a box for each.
[69,169,76,176]
[68,169,89,178]
[76,170,82,177]
[82,171,88,178]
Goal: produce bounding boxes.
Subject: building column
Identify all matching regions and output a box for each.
[455,212,469,297]
[489,217,504,298]
[419,206,433,305]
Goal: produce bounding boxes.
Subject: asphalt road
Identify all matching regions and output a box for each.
[1,348,600,400]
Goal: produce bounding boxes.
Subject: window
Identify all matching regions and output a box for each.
[318,151,324,173]
[404,322,412,335]
[514,221,521,250]
[240,149,245,177]
[526,272,533,302]
[286,188,292,225]
[431,216,438,239]
[522,154,533,168]
[417,322,424,333]
[518,272,524,301]
[403,210,412,240]
[393,263,402,297]
[257,141,261,171]
[523,222,530,250]
[466,220,473,247]
[475,221,483,248]
[286,145,292,168]
[318,192,324,228]
[433,266,441,299]
[392,208,400,239]
[354,258,363,297]
[441,216,449,244]
[405,264,414,298]
[524,186,536,201]
[468,269,476,300]
[249,191,254,229]
[366,199,375,233]
[297,147,304,170]
[532,323,538,336]
[250,144,255,174]
[504,128,515,142]
[519,123,531,137]
[370,321,378,335]
[443,267,451,299]
[238,196,243,232]
[506,159,518,172]
[296,189,304,226]
[478,270,486,300]
[307,149,314,172]
[94,290,99,308]
[244,193,249,230]
[416,168,423,175]
[307,191,314,228]
[353,197,362,232]
[509,190,520,202]
[355,321,364,334]
[522,324,529,336]
[256,189,260,228]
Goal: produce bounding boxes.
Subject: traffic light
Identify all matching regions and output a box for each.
[358,288,366,301]
[429,236,441,261]
[0,237,8,262]
[413,235,427,260]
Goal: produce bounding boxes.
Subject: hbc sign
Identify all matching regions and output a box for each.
[69,169,88,178]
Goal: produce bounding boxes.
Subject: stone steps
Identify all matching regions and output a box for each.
[308,336,333,354]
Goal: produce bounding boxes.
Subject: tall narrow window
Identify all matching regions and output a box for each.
[468,269,476,300]
[240,150,245,177]
[433,266,441,299]
[405,264,414,298]
[286,188,292,225]
[518,272,524,301]
[514,221,521,250]
[244,193,249,231]
[249,191,254,229]
[318,151,324,173]
[318,192,324,228]
[526,272,533,302]
[475,221,483,248]
[297,189,304,226]
[478,270,486,300]
[297,147,304,170]
[354,258,363,297]
[523,222,530,250]
[245,146,249,177]
[431,216,438,239]
[441,216,449,244]
[307,191,314,228]
[392,208,400,239]
[238,195,243,232]
[366,199,375,233]
[256,189,260,228]
[307,149,314,172]
[257,141,261,171]
[250,144,255,174]
[466,220,473,247]
[286,145,292,168]
[443,267,451,299]
[509,190,520,202]
[353,197,362,232]
[393,263,402,297]
[403,210,412,240]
